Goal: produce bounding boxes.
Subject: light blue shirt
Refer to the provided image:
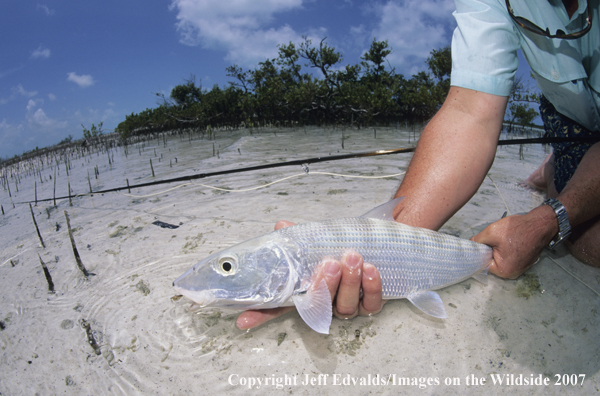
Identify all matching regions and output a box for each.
[451,0,600,131]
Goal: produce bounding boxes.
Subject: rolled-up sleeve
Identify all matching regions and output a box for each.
[451,0,521,97]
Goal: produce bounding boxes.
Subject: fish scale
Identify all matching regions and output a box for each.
[277,217,492,298]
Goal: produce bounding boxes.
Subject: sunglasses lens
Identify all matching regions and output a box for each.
[515,16,545,34]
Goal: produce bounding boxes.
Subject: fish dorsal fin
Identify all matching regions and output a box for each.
[407,290,447,319]
[472,267,489,285]
[292,279,332,334]
[359,197,405,221]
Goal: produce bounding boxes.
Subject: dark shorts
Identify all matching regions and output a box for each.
[539,96,598,193]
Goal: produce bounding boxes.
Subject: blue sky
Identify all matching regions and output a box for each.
[1,0,530,159]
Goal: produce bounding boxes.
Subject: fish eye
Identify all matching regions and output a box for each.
[222,261,232,272]
[216,256,238,276]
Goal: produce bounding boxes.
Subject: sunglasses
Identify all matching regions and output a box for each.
[506,0,592,39]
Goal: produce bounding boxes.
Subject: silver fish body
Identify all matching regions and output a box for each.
[173,198,493,334]
[277,217,492,298]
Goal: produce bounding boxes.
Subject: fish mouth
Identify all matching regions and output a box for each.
[172,285,273,310]
[173,286,216,307]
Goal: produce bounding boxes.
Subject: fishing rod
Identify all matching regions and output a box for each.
[15,136,600,204]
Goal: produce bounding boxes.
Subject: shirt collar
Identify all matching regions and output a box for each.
[551,0,588,24]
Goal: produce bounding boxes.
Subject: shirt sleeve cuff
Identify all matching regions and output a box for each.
[451,69,513,97]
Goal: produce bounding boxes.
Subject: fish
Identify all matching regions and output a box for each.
[173,197,493,334]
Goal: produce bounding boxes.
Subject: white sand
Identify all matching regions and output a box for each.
[1,127,599,395]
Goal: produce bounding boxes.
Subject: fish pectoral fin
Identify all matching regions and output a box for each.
[407,291,447,319]
[472,267,489,285]
[292,278,332,334]
[359,197,404,222]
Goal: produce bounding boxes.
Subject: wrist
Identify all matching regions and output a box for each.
[527,203,561,248]
[542,198,572,249]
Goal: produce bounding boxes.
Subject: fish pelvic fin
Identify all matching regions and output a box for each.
[359,197,405,222]
[292,278,332,334]
[407,291,447,319]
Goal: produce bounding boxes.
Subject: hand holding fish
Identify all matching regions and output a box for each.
[236,221,386,330]
[472,205,559,279]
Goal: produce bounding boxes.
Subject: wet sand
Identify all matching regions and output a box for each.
[1,127,598,395]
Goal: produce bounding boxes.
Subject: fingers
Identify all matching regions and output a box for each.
[274,220,385,317]
[472,215,544,280]
[332,252,385,319]
[275,220,296,230]
[333,252,363,318]
[236,307,295,330]
[358,263,385,315]
[320,258,342,301]
[470,222,501,273]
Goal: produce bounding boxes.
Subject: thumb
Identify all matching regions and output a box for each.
[275,220,296,230]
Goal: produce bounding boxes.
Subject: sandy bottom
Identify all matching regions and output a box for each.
[1,127,599,395]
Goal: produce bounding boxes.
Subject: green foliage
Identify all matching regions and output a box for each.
[361,38,392,78]
[170,75,203,106]
[393,47,452,123]
[58,134,73,145]
[426,47,451,82]
[505,76,541,131]
[508,102,538,128]
[117,39,454,135]
[82,122,103,140]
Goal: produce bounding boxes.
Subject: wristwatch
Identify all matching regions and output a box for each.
[542,198,572,249]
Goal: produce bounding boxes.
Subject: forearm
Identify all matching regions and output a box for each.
[393,87,508,230]
[555,142,600,228]
[527,142,600,250]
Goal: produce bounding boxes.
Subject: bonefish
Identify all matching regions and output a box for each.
[173,198,493,334]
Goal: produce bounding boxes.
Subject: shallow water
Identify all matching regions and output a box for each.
[1,127,599,395]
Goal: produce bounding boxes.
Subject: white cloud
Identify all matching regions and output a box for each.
[0,66,24,79]
[1,108,67,157]
[26,98,44,111]
[48,93,56,101]
[24,99,67,132]
[30,108,51,127]
[170,0,305,66]
[67,72,95,88]
[0,119,23,157]
[27,108,67,130]
[31,45,51,59]
[15,84,38,98]
[37,4,55,16]
[27,99,37,112]
[346,24,368,50]
[1,84,38,104]
[369,0,456,75]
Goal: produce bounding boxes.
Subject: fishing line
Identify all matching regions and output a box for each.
[121,171,407,198]
[11,135,599,205]
[546,255,600,297]
[486,175,512,216]
[1,248,32,268]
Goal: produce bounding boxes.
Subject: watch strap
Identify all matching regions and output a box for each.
[543,198,571,249]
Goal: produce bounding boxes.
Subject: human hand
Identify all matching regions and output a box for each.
[236,220,386,330]
[471,206,557,279]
